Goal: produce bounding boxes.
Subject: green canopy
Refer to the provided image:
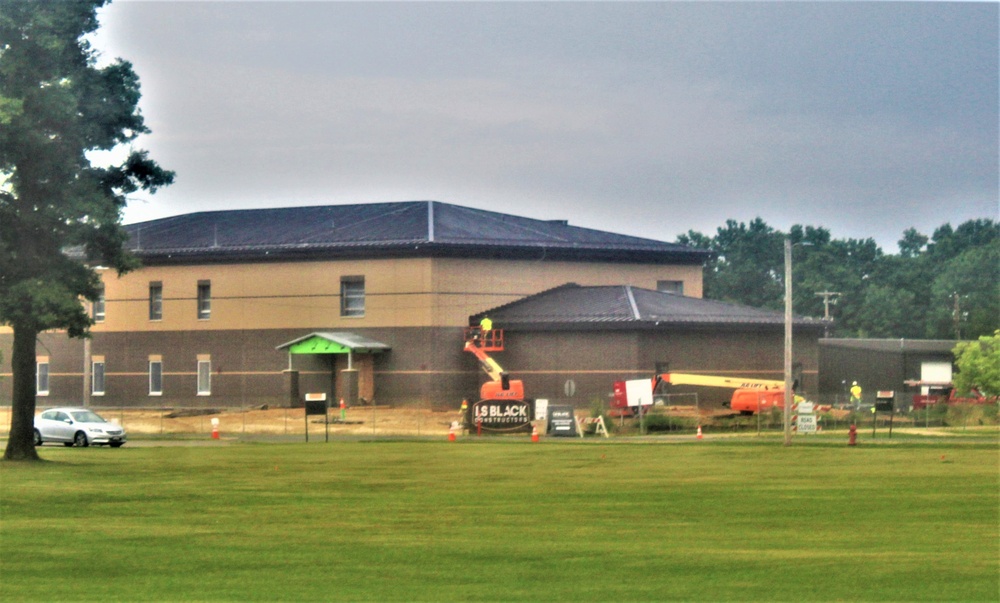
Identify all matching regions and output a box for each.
[276,332,391,355]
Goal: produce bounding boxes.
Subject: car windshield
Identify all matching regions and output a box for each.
[69,410,107,423]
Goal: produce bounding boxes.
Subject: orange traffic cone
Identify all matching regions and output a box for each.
[531,425,539,442]
[448,421,457,442]
[211,417,220,440]
[696,425,703,440]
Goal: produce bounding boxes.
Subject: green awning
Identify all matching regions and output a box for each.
[276,332,391,355]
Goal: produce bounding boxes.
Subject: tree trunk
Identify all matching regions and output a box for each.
[3,324,41,461]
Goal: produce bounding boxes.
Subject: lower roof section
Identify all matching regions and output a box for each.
[472,283,827,331]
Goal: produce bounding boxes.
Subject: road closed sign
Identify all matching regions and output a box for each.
[796,414,817,433]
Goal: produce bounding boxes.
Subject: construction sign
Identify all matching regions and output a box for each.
[795,401,817,434]
[624,379,654,408]
[547,405,578,437]
[469,400,533,433]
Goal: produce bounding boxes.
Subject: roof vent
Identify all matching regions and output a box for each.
[547,219,569,226]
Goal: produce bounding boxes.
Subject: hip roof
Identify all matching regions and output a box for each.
[472,283,826,331]
[122,201,710,265]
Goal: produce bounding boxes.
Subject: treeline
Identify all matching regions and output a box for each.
[676,218,999,340]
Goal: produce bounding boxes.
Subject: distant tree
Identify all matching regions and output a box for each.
[678,218,784,309]
[898,228,928,258]
[676,218,998,340]
[851,285,919,338]
[953,331,1000,397]
[919,222,1000,339]
[926,219,999,262]
[1,1,173,461]
[925,241,1000,339]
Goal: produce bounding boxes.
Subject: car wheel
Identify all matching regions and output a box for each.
[73,431,89,447]
[110,443,124,448]
[33,429,42,446]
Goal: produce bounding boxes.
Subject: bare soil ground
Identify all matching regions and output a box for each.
[0,406,463,438]
[7,405,984,440]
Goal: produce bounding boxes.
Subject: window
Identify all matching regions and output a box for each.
[149,359,163,396]
[149,282,163,320]
[93,286,105,322]
[92,359,105,396]
[36,359,49,396]
[197,359,211,395]
[197,281,211,320]
[657,280,684,295]
[340,276,365,317]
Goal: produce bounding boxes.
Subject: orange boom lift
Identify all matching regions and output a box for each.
[463,327,525,402]
[612,373,792,416]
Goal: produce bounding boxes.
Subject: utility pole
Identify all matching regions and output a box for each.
[815,291,841,338]
[952,292,967,340]
[784,239,793,447]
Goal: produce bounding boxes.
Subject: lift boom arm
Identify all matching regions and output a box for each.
[464,341,506,383]
[653,373,785,391]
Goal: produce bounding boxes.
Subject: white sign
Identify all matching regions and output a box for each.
[625,379,654,408]
[535,399,549,421]
[797,401,814,414]
[796,414,817,433]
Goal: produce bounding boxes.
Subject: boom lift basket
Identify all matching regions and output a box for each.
[463,326,504,352]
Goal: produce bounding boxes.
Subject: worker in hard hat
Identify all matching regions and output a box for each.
[849,381,862,411]
[474,316,494,346]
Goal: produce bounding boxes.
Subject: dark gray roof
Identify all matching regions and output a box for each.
[818,339,960,353]
[473,283,826,331]
[123,201,709,265]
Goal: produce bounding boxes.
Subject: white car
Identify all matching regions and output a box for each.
[34,407,127,448]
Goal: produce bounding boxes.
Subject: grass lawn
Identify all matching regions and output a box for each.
[2,438,998,601]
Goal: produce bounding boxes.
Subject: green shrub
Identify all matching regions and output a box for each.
[637,412,700,433]
[641,412,673,433]
[584,398,616,434]
[946,403,1000,427]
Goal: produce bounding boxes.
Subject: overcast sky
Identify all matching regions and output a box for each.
[92,1,998,252]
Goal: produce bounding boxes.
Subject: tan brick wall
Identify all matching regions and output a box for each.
[87,256,702,333]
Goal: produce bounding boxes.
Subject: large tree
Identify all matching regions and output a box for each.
[1,1,173,461]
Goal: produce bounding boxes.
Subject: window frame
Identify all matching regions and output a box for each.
[197,359,211,396]
[91,360,105,396]
[656,280,684,295]
[36,361,50,396]
[93,285,106,322]
[149,281,163,321]
[197,281,211,320]
[340,276,365,317]
[149,360,163,396]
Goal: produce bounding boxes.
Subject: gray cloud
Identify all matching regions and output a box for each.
[95,1,998,251]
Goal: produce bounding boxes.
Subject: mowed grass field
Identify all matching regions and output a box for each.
[2,438,998,602]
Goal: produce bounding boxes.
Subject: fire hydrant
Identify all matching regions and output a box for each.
[848,424,857,447]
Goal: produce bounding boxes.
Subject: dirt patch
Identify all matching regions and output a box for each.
[0,406,462,438]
